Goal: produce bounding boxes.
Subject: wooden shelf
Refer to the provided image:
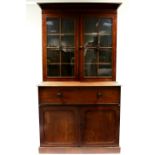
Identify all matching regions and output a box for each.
[47,47,75,49]
[85,62,111,65]
[85,33,112,36]
[48,63,74,65]
[85,46,112,49]
[47,33,74,36]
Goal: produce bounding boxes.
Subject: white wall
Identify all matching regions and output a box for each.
[0,0,155,155]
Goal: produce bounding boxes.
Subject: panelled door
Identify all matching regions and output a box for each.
[39,106,79,146]
[39,105,119,146]
[80,105,120,146]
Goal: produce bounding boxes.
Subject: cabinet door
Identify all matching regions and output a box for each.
[43,15,79,80]
[39,106,79,146]
[80,105,120,146]
[80,15,116,80]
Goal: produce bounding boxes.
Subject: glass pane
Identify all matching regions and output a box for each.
[61,50,74,63]
[84,35,98,47]
[46,17,75,78]
[85,49,97,63]
[83,17,113,78]
[84,18,99,33]
[100,36,112,47]
[85,64,97,76]
[46,18,59,33]
[62,19,74,33]
[61,36,74,47]
[47,50,60,63]
[47,36,60,48]
[99,49,112,63]
[98,64,112,76]
[99,19,112,34]
[47,65,60,77]
[61,65,74,76]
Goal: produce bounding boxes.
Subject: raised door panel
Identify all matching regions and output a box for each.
[80,105,119,146]
[39,106,79,146]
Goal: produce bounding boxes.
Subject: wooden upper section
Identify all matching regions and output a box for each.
[38,81,120,87]
[38,2,121,81]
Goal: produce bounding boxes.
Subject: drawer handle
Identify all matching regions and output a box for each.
[57,92,63,98]
[97,92,103,98]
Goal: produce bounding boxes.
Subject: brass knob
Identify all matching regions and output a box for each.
[79,46,83,49]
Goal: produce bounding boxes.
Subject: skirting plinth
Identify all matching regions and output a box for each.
[39,146,120,154]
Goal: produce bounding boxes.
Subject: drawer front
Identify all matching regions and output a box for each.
[39,87,62,104]
[39,87,98,104]
[97,87,120,104]
[39,86,120,105]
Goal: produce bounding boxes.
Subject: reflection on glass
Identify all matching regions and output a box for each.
[84,18,112,34]
[62,19,74,33]
[84,18,112,47]
[47,18,59,33]
[84,18,98,33]
[47,36,59,47]
[84,35,98,47]
[61,50,74,63]
[47,50,60,63]
[61,36,74,47]
[46,17,75,77]
[84,17,113,78]
[85,64,112,77]
[100,36,112,47]
[85,49,97,63]
[48,65,60,76]
[98,64,112,76]
[61,65,74,76]
[99,49,112,63]
[85,64,97,76]
[99,19,112,34]
[84,35,112,47]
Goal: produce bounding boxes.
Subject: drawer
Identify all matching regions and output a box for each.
[39,87,97,104]
[39,86,120,105]
[97,87,120,104]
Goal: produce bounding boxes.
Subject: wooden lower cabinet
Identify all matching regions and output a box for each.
[39,105,120,149]
[38,82,121,153]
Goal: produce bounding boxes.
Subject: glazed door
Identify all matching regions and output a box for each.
[39,106,79,146]
[80,15,116,80]
[43,15,79,80]
[43,13,116,81]
[80,105,120,146]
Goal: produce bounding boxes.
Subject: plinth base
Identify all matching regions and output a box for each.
[39,146,120,154]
